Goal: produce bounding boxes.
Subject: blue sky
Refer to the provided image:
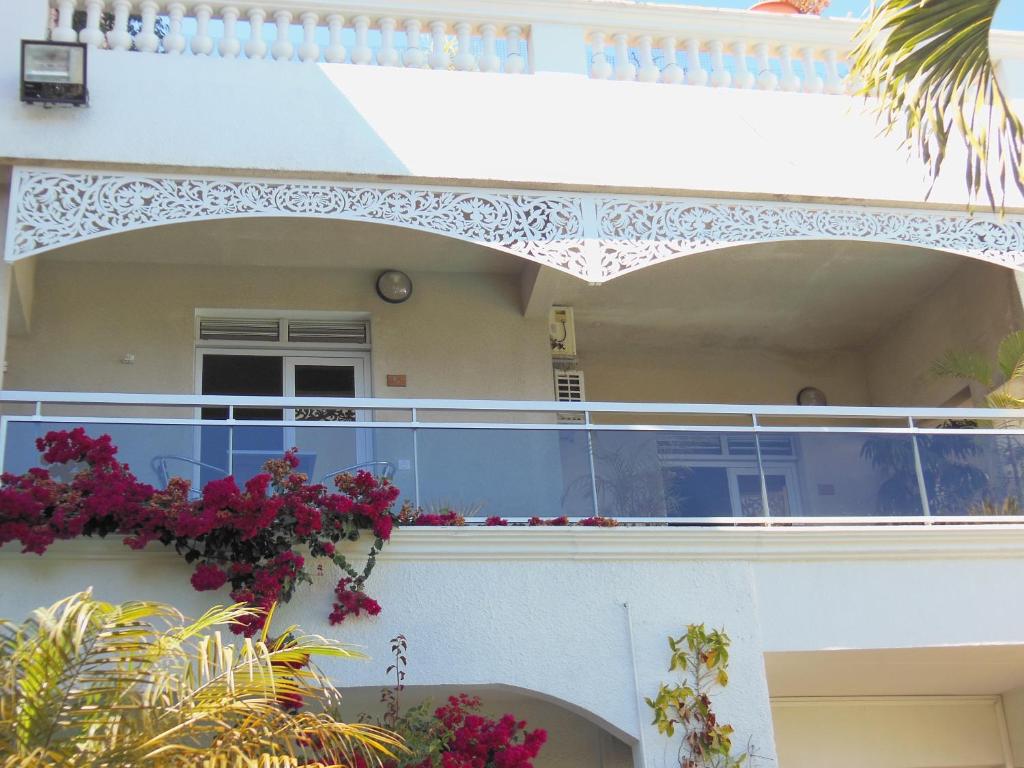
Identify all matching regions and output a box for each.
[645,0,1024,30]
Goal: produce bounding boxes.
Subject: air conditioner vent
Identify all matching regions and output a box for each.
[554,369,585,424]
[199,318,281,342]
[287,320,368,345]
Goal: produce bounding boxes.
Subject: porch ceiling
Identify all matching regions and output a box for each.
[553,240,969,352]
[42,217,522,274]
[766,645,1024,696]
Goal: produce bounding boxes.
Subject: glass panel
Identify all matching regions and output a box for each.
[416,428,591,519]
[293,364,356,422]
[780,432,925,517]
[590,430,761,518]
[916,432,1024,516]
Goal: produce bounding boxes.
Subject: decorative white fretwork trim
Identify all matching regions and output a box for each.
[7,167,1024,281]
[6,169,588,277]
[596,197,1024,279]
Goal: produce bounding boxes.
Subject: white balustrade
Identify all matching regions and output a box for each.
[43,0,862,92]
[46,0,529,73]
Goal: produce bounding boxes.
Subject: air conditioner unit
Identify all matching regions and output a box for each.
[549,306,577,358]
[554,369,585,424]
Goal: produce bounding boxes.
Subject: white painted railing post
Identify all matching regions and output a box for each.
[298,12,320,63]
[51,0,76,42]
[135,0,160,53]
[403,19,424,68]
[732,40,754,89]
[325,14,346,64]
[660,36,683,84]
[244,8,268,60]
[351,16,372,65]
[428,21,448,70]
[452,21,476,71]
[78,0,105,47]
[219,6,241,59]
[637,35,659,83]
[377,18,399,67]
[504,25,525,74]
[106,0,132,51]
[529,23,589,75]
[271,9,294,62]
[612,32,635,81]
[164,2,186,54]
[478,24,500,73]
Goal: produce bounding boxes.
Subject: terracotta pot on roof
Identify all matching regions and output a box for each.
[749,0,829,14]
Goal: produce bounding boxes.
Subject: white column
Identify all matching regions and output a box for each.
[106,0,133,51]
[732,41,754,89]
[190,4,214,56]
[590,32,612,80]
[429,21,449,70]
[778,44,800,91]
[135,0,160,53]
[271,10,294,62]
[51,0,77,42]
[754,42,778,90]
[708,40,731,87]
[685,38,707,85]
[636,36,659,83]
[325,14,346,64]
[245,8,268,59]
[823,48,844,94]
[377,18,399,66]
[403,19,424,68]
[504,25,525,74]
[351,16,372,64]
[801,47,823,93]
[298,12,319,63]
[613,33,635,81]
[164,2,186,54]
[660,36,683,84]
[0,182,13,391]
[452,22,476,71]
[219,6,241,59]
[78,0,105,47]
[478,24,500,73]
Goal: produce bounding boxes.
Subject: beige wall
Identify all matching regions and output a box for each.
[866,262,1024,407]
[5,260,553,401]
[577,344,870,407]
[772,697,1010,768]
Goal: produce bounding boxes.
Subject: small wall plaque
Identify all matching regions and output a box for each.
[386,374,407,387]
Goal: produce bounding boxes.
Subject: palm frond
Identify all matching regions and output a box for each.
[930,348,993,387]
[996,329,1024,382]
[850,0,1023,210]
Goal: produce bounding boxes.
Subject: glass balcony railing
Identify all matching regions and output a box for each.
[3,392,1024,523]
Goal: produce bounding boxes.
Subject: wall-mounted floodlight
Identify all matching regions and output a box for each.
[21,40,88,106]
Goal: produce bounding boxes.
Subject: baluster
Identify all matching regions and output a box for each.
[429,21,448,69]
[271,10,293,61]
[163,2,186,53]
[636,36,659,82]
[778,44,800,91]
[732,41,754,89]
[134,0,159,52]
[298,12,319,62]
[452,22,476,71]
[351,16,372,64]
[823,48,844,94]
[78,0,105,47]
[52,0,77,43]
[685,38,707,86]
[219,6,241,59]
[801,47,823,93]
[403,19,424,68]
[106,0,133,51]
[377,18,399,66]
[478,24,500,73]
[504,25,525,74]
[613,33,635,81]
[660,36,683,84]
[325,14,346,63]
[708,40,731,87]
[754,42,777,90]
[190,4,213,55]
[590,32,612,80]
[245,8,268,59]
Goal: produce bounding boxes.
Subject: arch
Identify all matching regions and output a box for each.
[7,167,1024,283]
[595,196,1024,280]
[5,168,588,277]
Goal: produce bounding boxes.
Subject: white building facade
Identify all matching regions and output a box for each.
[3,1,1024,766]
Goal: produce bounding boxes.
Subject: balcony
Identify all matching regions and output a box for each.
[6,391,1024,524]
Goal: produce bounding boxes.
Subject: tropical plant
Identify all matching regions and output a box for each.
[645,624,750,768]
[932,329,1024,408]
[0,591,402,768]
[850,0,1022,209]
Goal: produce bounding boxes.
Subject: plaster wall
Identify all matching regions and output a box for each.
[3,529,1024,767]
[866,261,1024,407]
[2,2,1019,210]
